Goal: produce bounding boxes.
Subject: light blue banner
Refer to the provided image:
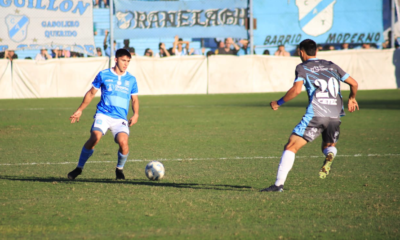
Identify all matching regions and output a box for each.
[253,0,383,46]
[113,0,248,39]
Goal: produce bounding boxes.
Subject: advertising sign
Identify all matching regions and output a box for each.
[114,0,248,39]
[0,0,96,55]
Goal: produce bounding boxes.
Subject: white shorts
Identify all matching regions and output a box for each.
[91,113,129,140]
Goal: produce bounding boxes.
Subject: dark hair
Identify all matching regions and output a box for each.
[128,47,135,53]
[206,51,215,57]
[115,48,131,58]
[144,48,153,57]
[96,47,102,51]
[263,49,270,55]
[299,39,317,56]
[159,43,163,49]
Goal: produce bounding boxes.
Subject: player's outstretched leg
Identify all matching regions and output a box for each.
[260,150,296,193]
[260,134,307,192]
[67,147,94,180]
[319,146,337,179]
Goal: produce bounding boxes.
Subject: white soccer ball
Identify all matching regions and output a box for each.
[145,161,165,180]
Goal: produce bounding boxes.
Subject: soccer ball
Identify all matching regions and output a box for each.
[145,161,165,180]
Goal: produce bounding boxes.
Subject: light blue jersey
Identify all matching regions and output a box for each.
[92,68,138,120]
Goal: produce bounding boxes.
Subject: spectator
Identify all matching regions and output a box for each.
[25,57,32,59]
[206,50,215,57]
[341,43,349,50]
[103,30,116,57]
[96,47,103,57]
[216,38,239,55]
[128,47,135,56]
[53,49,65,58]
[3,50,18,61]
[35,48,52,61]
[274,45,290,56]
[324,45,335,51]
[238,39,250,56]
[214,41,224,54]
[362,43,371,49]
[172,35,189,56]
[94,0,108,8]
[382,31,398,49]
[156,42,170,58]
[167,47,175,56]
[123,39,130,50]
[317,44,323,51]
[263,49,270,55]
[144,48,153,57]
[71,52,84,58]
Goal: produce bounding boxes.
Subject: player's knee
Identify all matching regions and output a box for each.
[284,143,298,153]
[87,132,102,147]
[116,134,129,147]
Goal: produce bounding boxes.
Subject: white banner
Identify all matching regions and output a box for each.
[0,50,397,99]
[0,59,12,98]
[127,56,208,95]
[208,55,301,94]
[208,49,398,94]
[11,57,108,98]
[0,0,95,55]
[318,49,397,90]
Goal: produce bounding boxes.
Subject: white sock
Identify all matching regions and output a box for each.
[323,146,337,157]
[275,150,295,186]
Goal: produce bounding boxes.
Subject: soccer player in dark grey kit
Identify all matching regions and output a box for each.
[261,39,359,192]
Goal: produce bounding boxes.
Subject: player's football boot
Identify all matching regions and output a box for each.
[319,152,335,179]
[260,184,284,192]
[67,167,82,180]
[115,168,125,180]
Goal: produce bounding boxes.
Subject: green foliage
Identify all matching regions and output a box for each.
[0,90,399,239]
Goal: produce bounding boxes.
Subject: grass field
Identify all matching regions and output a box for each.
[0,89,399,239]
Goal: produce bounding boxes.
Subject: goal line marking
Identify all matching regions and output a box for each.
[0,153,399,166]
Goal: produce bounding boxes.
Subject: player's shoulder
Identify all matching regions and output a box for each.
[124,71,137,81]
[98,68,112,77]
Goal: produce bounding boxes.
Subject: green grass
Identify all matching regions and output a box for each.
[0,89,399,239]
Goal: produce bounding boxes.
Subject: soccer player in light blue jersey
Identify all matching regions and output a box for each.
[68,48,139,180]
[261,39,359,192]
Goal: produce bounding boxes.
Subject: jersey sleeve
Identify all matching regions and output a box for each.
[92,72,103,89]
[334,64,350,82]
[294,64,306,83]
[131,77,138,95]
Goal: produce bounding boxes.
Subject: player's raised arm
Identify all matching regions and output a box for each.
[344,76,359,112]
[128,95,139,127]
[270,81,303,110]
[70,87,98,123]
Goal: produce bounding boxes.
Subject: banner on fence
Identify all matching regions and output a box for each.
[0,0,96,55]
[114,0,248,38]
[254,0,383,46]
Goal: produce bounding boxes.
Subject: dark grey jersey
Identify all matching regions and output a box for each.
[294,58,350,118]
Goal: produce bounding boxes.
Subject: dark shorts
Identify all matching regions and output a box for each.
[293,116,341,143]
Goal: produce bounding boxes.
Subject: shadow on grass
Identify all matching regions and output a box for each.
[0,175,253,192]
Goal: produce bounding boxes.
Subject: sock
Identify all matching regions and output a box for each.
[116,152,129,169]
[323,146,337,157]
[77,147,94,168]
[275,150,296,186]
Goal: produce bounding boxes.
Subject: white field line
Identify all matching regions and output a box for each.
[0,153,399,166]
